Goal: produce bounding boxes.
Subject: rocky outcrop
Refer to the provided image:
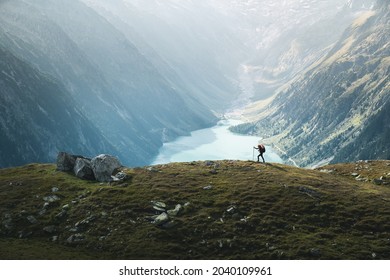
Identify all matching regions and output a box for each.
[56,152,78,172]
[91,154,121,182]
[56,152,123,182]
[73,158,95,181]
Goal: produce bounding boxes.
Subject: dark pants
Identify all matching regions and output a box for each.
[257,153,265,163]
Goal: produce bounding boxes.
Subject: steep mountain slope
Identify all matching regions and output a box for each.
[81,0,247,110]
[209,0,376,101]
[237,2,389,167]
[0,0,217,167]
[1,160,390,259]
[0,47,116,167]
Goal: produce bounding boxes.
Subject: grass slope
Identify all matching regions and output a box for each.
[1,160,390,260]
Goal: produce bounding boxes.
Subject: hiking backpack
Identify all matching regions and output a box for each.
[258,144,266,153]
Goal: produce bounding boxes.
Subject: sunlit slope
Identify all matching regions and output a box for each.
[236,3,389,167]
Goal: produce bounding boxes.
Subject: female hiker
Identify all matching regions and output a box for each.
[254,144,266,163]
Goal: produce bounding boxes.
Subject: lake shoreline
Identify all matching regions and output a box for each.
[151,118,284,165]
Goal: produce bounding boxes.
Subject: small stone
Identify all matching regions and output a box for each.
[154,212,169,226]
[27,215,38,224]
[67,233,85,244]
[62,204,70,210]
[152,201,166,209]
[112,171,127,181]
[43,225,56,233]
[167,204,182,217]
[153,206,166,212]
[203,185,213,190]
[226,206,236,213]
[43,195,60,203]
[51,236,58,242]
[319,169,334,173]
[75,215,96,229]
[51,187,59,192]
[351,173,359,177]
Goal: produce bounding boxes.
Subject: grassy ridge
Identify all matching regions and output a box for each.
[1,160,390,259]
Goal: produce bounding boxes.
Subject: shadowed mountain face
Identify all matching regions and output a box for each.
[0,47,117,167]
[237,2,389,167]
[0,0,220,168]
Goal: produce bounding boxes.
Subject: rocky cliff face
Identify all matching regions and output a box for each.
[239,2,389,167]
[0,47,117,167]
[0,0,219,167]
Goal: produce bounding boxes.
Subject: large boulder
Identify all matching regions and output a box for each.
[56,152,77,171]
[91,154,121,182]
[74,158,95,180]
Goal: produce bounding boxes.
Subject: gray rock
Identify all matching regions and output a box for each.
[43,225,56,233]
[67,233,85,244]
[355,175,368,181]
[226,206,237,214]
[74,158,95,180]
[56,152,77,171]
[51,187,59,192]
[154,212,169,226]
[43,195,61,203]
[112,171,127,182]
[75,215,96,229]
[91,154,122,182]
[153,206,166,212]
[167,204,182,217]
[27,215,38,224]
[203,185,213,190]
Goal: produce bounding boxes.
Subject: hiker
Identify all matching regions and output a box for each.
[254,144,266,163]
